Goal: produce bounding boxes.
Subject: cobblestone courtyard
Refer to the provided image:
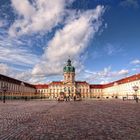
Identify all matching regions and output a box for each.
[0,100,140,140]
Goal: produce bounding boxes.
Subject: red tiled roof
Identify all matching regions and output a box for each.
[90,73,140,89]
[0,74,35,88]
[103,73,140,88]
[35,73,140,89]
[76,81,89,85]
[49,81,63,85]
[90,85,103,89]
[35,84,49,89]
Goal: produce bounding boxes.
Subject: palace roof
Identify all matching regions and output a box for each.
[103,73,140,88]
[90,73,140,89]
[90,85,104,89]
[35,84,49,89]
[76,81,89,85]
[63,59,75,73]
[35,73,140,89]
[0,74,35,88]
[49,81,63,85]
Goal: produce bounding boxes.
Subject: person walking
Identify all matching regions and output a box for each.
[136,97,139,103]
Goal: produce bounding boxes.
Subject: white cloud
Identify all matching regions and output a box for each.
[0,64,46,83]
[15,69,53,84]
[0,25,41,83]
[0,36,39,67]
[3,2,105,83]
[0,63,21,80]
[100,80,109,84]
[117,69,129,75]
[9,0,73,36]
[11,0,35,18]
[84,67,129,84]
[104,43,123,56]
[0,63,12,75]
[0,64,46,84]
[0,20,4,27]
[32,5,105,76]
[120,0,139,9]
[130,59,140,65]
[105,44,115,55]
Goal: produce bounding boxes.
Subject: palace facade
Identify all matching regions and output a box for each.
[0,59,140,100]
[0,74,36,100]
[35,59,90,99]
[35,59,140,99]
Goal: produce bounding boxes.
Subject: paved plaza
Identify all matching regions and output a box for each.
[0,100,140,140]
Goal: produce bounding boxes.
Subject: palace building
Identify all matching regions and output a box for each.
[35,59,140,99]
[0,74,36,100]
[35,59,90,99]
[0,59,140,100]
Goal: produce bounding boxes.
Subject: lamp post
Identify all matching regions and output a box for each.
[113,82,118,99]
[2,84,8,103]
[64,87,67,101]
[41,90,43,100]
[68,88,70,101]
[63,82,67,100]
[20,82,25,100]
[133,85,139,103]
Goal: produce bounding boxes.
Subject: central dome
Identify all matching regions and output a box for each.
[63,59,75,73]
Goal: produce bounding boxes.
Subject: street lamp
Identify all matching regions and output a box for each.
[133,85,139,102]
[41,90,43,99]
[20,82,25,100]
[113,82,118,99]
[2,84,8,103]
[68,88,70,101]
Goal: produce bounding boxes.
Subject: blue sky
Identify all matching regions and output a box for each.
[0,0,140,84]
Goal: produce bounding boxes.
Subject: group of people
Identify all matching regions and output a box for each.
[134,95,139,103]
[123,95,139,103]
[64,95,80,101]
[65,94,70,101]
[58,92,82,101]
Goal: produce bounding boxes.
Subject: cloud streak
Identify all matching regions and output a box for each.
[9,0,73,36]
[84,67,129,84]
[0,36,39,67]
[130,59,140,65]
[120,0,139,9]
[0,20,4,27]
[104,43,123,56]
[32,6,105,77]
[1,1,106,84]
